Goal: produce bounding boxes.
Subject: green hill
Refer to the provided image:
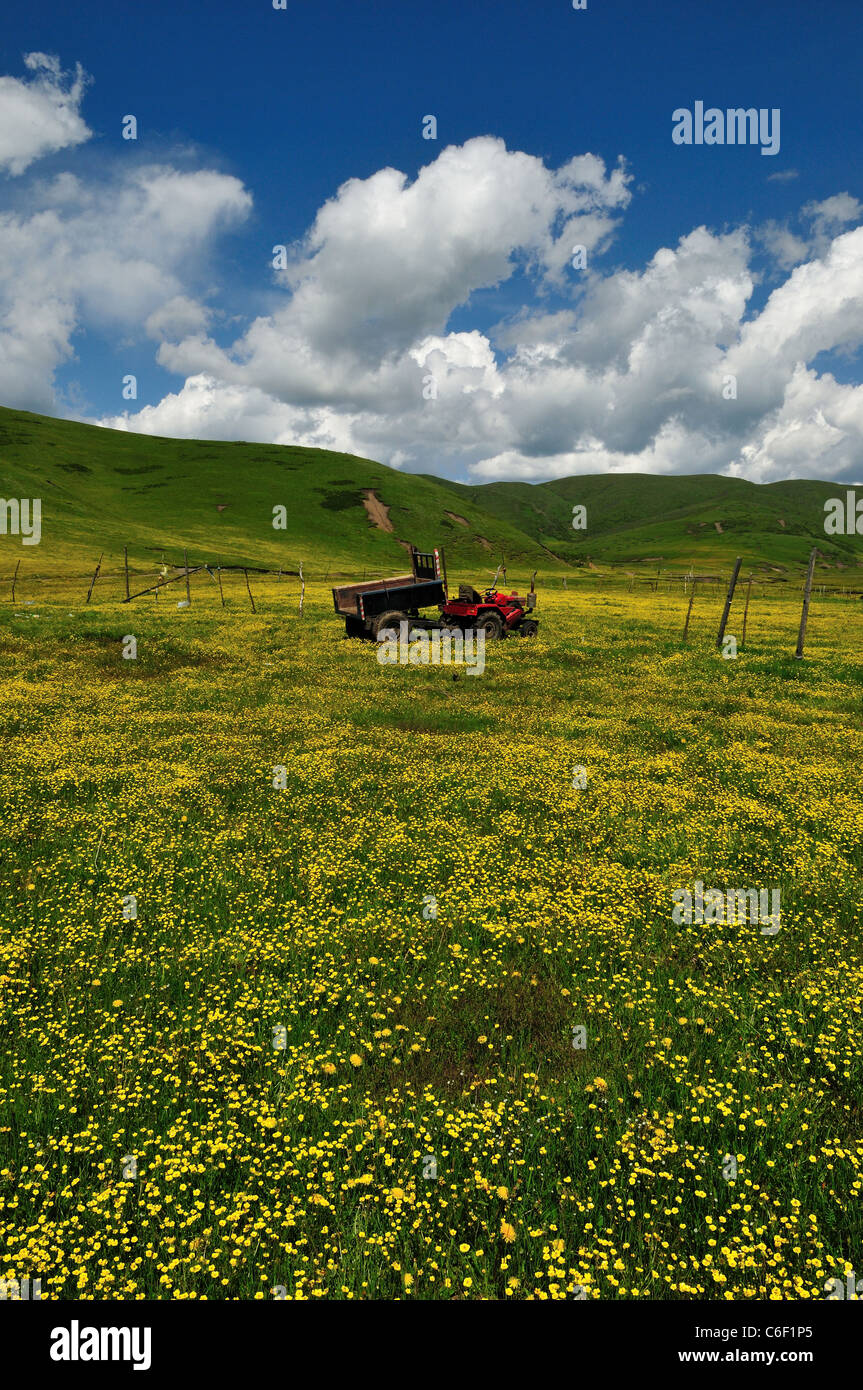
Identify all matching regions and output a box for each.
[0,406,549,580]
[0,404,861,584]
[430,474,863,578]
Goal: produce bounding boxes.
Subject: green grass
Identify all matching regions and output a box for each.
[0,577,861,1299]
[0,405,550,579]
[1,405,862,589]
[435,472,863,575]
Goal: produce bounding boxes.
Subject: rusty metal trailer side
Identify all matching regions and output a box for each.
[332,574,414,615]
[332,546,447,636]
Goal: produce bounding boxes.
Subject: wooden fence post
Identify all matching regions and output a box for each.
[716,556,742,650]
[124,546,130,601]
[217,557,225,608]
[795,548,818,659]
[11,559,20,604]
[683,586,695,641]
[741,575,753,647]
[86,554,103,604]
[244,568,256,613]
[184,549,191,606]
[298,560,305,617]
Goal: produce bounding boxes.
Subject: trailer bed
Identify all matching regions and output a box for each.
[332,574,415,615]
[333,576,446,620]
[332,546,448,636]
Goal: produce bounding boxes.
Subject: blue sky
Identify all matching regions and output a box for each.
[1,0,862,482]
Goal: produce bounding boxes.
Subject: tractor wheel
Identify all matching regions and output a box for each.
[518,619,539,638]
[373,610,406,639]
[475,611,505,640]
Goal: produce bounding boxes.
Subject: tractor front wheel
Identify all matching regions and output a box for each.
[518,619,539,638]
[476,611,505,640]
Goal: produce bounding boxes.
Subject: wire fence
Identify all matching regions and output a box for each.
[4,551,863,608]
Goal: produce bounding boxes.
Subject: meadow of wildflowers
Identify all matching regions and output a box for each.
[0,577,861,1300]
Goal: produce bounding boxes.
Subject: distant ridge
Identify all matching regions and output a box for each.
[0,405,860,578]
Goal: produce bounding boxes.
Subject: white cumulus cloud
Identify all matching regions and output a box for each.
[1,94,860,488]
[0,163,252,411]
[102,146,863,485]
[0,54,91,176]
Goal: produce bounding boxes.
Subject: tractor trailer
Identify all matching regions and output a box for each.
[332,545,539,639]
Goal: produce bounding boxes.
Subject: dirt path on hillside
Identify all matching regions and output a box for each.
[362,489,394,532]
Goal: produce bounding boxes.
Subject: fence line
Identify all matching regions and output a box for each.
[4,552,863,606]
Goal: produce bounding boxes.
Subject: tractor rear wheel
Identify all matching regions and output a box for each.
[373,610,406,638]
[476,611,505,639]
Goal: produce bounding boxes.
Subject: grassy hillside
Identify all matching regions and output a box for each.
[0,406,548,581]
[1,404,861,585]
[433,474,863,577]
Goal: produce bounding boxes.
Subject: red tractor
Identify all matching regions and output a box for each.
[441,582,539,639]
